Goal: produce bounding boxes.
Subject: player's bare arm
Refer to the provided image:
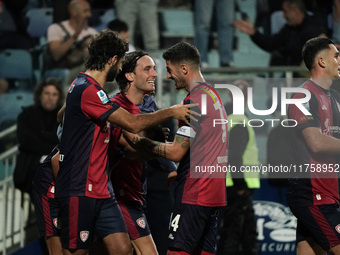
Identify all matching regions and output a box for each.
[57,103,65,124]
[302,127,340,154]
[108,103,200,133]
[123,131,191,163]
[51,151,60,179]
[118,132,154,161]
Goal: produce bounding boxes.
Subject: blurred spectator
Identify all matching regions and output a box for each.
[0,78,9,94]
[13,77,64,194]
[115,0,159,58]
[234,0,325,67]
[0,0,34,50]
[194,0,235,68]
[218,80,260,255]
[108,19,136,53]
[44,0,97,89]
[333,0,340,44]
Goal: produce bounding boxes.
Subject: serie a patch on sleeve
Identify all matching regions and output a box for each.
[176,126,196,139]
[97,90,109,104]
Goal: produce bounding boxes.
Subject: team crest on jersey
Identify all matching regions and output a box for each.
[80,231,89,242]
[336,224,340,234]
[136,217,146,229]
[53,218,59,229]
[97,90,109,104]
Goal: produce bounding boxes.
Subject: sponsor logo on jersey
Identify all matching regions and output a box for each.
[80,231,89,242]
[322,105,327,110]
[168,233,174,240]
[136,217,146,229]
[336,224,340,234]
[97,90,109,104]
[302,101,310,111]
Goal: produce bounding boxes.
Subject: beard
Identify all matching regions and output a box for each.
[106,63,120,82]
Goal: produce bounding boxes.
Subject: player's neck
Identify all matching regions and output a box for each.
[310,69,334,90]
[186,72,205,92]
[85,70,107,87]
[125,87,145,105]
[310,77,332,90]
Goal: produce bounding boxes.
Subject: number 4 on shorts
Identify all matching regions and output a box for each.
[169,213,181,232]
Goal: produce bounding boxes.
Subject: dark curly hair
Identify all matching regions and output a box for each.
[162,42,200,71]
[34,77,64,108]
[85,29,129,71]
[115,50,149,92]
[302,37,334,71]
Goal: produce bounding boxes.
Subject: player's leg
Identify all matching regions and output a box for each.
[166,251,190,255]
[329,243,340,254]
[119,203,157,255]
[167,204,216,254]
[95,198,132,255]
[57,197,97,255]
[32,188,62,255]
[102,232,132,255]
[290,203,340,255]
[62,248,89,255]
[297,238,326,255]
[131,235,158,255]
[45,236,62,255]
[193,208,219,255]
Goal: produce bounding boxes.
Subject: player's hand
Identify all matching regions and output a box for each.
[167,171,177,189]
[170,103,201,125]
[122,130,141,147]
[233,18,256,36]
[162,127,170,141]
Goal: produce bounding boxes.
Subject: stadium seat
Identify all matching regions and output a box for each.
[0,49,34,89]
[159,9,194,39]
[0,90,33,130]
[26,8,54,38]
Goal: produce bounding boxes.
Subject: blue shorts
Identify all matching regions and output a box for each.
[57,196,127,249]
[289,203,340,250]
[168,203,219,254]
[119,202,151,240]
[32,188,60,237]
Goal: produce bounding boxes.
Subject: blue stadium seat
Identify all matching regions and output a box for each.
[26,8,53,38]
[0,49,33,80]
[159,9,194,38]
[0,90,34,130]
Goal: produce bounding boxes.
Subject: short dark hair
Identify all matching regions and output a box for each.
[34,77,64,108]
[283,0,306,13]
[108,19,128,33]
[115,50,149,92]
[162,42,201,70]
[85,29,128,71]
[302,37,334,70]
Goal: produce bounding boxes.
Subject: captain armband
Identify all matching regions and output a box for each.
[176,126,196,139]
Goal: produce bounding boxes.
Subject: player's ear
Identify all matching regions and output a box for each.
[317,56,326,68]
[181,64,189,75]
[109,56,118,67]
[125,72,134,82]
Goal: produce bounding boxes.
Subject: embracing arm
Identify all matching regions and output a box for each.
[123,131,191,163]
[108,103,199,134]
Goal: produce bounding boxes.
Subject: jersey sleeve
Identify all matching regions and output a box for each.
[81,85,120,122]
[288,92,320,132]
